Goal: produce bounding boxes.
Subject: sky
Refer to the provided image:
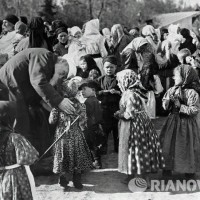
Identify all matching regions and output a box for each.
[174,0,200,7]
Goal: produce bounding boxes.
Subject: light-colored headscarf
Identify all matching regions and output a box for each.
[102,28,111,37]
[142,25,156,38]
[70,26,82,37]
[83,19,100,36]
[122,37,148,53]
[111,24,124,47]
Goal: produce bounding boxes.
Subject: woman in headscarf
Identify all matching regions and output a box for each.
[115,69,165,185]
[160,65,200,179]
[68,26,82,53]
[79,19,108,75]
[179,28,196,54]
[110,24,132,69]
[122,37,160,118]
[0,101,39,200]
[0,14,22,66]
[53,27,69,56]
[101,27,112,54]
[166,24,184,55]
[142,25,159,53]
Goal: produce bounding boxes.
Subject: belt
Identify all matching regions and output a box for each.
[0,164,21,171]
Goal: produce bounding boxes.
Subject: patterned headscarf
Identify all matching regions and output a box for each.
[116,69,141,92]
[57,77,82,98]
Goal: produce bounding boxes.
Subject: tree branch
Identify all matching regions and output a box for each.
[88,0,94,19]
[97,0,105,19]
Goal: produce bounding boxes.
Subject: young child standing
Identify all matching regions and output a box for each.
[49,78,93,190]
[97,55,121,153]
[0,101,39,200]
[115,69,165,185]
[160,65,200,179]
[79,79,104,169]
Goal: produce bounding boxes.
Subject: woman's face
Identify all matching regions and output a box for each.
[57,32,68,44]
[74,31,82,39]
[2,20,14,32]
[173,70,183,85]
[79,59,88,72]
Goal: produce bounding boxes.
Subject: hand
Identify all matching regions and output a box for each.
[114,110,123,119]
[109,89,120,94]
[174,99,181,108]
[58,98,75,114]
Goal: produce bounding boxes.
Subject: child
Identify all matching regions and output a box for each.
[97,55,121,153]
[79,79,104,169]
[114,69,165,185]
[49,78,93,189]
[76,54,101,79]
[160,65,200,179]
[88,69,100,80]
[0,101,39,200]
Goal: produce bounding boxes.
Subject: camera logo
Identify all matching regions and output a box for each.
[128,177,147,192]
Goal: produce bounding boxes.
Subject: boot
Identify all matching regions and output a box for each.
[93,159,102,169]
[73,172,83,189]
[58,175,69,187]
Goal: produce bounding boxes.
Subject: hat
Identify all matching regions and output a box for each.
[103,55,117,65]
[5,14,19,25]
[78,79,101,91]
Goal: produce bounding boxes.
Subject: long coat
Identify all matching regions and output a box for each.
[0,48,64,153]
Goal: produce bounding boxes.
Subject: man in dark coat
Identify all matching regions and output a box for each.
[0,48,74,153]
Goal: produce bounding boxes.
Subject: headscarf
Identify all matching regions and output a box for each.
[4,14,18,25]
[0,101,16,147]
[15,21,27,35]
[142,25,156,38]
[70,26,82,37]
[59,77,81,98]
[83,19,100,36]
[102,28,111,37]
[111,24,124,48]
[172,65,200,98]
[116,69,144,93]
[122,37,148,53]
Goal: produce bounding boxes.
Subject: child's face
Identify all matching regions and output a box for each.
[103,62,117,75]
[79,59,88,72]
[57,32,68,44]
[173,70,183,85]
[81,86,95,98]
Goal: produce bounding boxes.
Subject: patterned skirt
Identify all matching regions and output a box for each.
[118,111,165,175]
[53,124,93,174]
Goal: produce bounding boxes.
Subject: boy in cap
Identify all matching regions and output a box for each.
[79,80,104,169]
[97,55,121,154]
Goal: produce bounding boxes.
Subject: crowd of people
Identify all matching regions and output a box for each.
[1,13,200,199]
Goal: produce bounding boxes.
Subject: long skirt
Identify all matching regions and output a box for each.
[160,112,200,173]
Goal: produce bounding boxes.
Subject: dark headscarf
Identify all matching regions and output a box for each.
[0,101,17,147]
[4,14,18,25]
[173,65,200,98]
[77,54,101,78]
[103,55,117,65]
